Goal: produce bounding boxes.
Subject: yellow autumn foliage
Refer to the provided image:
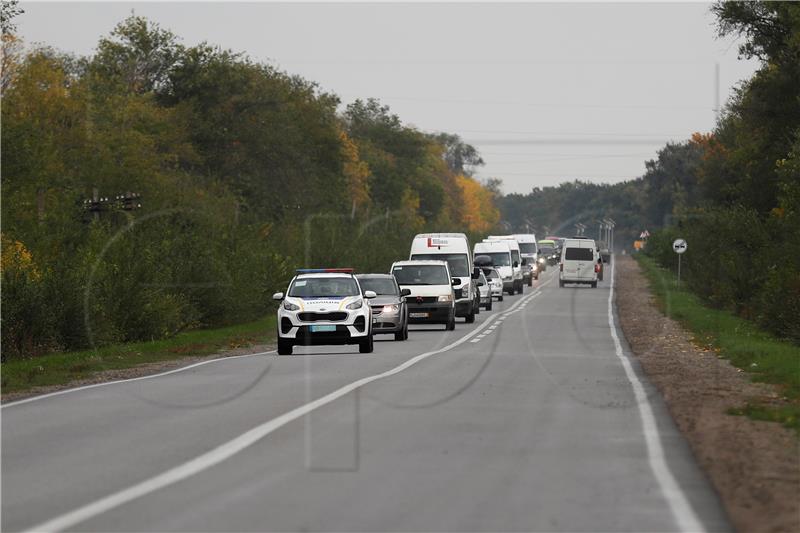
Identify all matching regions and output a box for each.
[339,130,371,213]
[455,174,500,233]
[1,234,41,281]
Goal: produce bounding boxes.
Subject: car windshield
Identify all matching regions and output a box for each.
[410,253,469,276]
[393,265,450,285]
[519,243,537,254]
[476,252,511,266]
[288,277,360,298]
[357,278,398,295]
[539,245,555,254]
[483,269,499,279]
[565,248,594,261]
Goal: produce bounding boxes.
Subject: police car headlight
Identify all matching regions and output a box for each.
[283,300,300,311]
[438,294,453,302]
[346,298,363,310]
[382,304,399,314]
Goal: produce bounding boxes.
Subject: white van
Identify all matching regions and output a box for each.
[391,260,457,330]
[473,240,514,296]
[513,233,540,282]
[485,236,524,294]
[409,233,479,323]
[559,238,599,288]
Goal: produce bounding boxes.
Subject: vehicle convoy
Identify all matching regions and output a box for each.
[513,233,542,279]
[559,239,600,288]
[391,260,457,330]
[538,239,559,266]
[356,274,410,341]
[473,241,515,296]
[409,233,480,323]
[476,270,492,311]
[273,269,377,355]
[485,236,525,293]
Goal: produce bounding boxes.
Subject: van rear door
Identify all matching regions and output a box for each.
[564,247,594,280]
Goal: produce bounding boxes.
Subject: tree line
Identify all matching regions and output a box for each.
[1,16,499,359]
[498,2,799,343]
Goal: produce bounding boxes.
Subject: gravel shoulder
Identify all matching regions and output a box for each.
[615,255,799,533]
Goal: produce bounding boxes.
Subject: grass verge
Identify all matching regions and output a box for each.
[1,316,276,396]
[636,254,800,433]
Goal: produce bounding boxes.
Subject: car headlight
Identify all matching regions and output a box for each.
[438,294,453,302]
[283,300,300,311]
[346,298,363,310]
[382,304,399,314]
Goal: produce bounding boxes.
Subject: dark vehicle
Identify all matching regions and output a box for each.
[356,274,410,341]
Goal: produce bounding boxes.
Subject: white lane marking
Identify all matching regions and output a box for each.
[25,290,542,533]
[607,258,705,532]
[2,351,275,409]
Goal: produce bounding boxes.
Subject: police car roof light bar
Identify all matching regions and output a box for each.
[296,268,355,274]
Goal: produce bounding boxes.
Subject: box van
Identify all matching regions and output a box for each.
[391,260,457,330]
[559,238,599,288]
[485,236,524,294]
[409,233,479,323]
[473,240,515,295]
[513,233,540,283]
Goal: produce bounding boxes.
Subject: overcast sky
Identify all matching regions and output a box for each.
[17,1,759,194]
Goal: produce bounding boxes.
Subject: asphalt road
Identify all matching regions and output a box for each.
[2,264,731,532]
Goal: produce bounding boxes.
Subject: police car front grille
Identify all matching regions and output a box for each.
[297,312,348,322]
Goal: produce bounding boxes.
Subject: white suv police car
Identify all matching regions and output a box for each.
[272,269,377,355]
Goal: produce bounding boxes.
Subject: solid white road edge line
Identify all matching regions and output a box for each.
[24,288,543,533]
[607,258,706,533]
[2,351,276,409]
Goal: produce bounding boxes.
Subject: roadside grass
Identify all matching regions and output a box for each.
[635,255,800,433]
[1,316,276,396]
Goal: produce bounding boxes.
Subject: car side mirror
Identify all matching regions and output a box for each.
[513,261,519,268]
[451,278,460,286]
[521,258,528,265]
[477,281,485,286]
[364,290,377,299]
[272,292,284,301]
[400,288,411,297]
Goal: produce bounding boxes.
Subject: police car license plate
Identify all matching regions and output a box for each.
[409,312,429,318]
[309,325,336,332]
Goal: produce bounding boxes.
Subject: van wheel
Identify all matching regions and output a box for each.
[446,313,456,331]
[559,280,564,288]
[486,300,493,311]
[591,281,598,288]
[359,333,374,353]
[465,309,476,323]
[528,277,533,287]
[277,339,293,355]
[498,294,504,302]
[519,284,524,294]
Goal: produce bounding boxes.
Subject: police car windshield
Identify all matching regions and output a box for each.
[479,253,511,266]
[289,277,359,298]
[358,278,398,295]
[393,265,450,285]
[410,254,469,276]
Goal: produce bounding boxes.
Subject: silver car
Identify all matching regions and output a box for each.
[477,270,493,311]
[482,267,504,302]
[356,274,410,341]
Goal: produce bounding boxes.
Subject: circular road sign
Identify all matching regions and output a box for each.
[672,238,688,254]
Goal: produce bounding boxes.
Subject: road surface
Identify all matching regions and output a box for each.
[2,264,731,532]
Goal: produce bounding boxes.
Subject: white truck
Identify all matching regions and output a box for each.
[409,233,480,323]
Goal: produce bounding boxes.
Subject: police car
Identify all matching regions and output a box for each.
[272,269,377,355]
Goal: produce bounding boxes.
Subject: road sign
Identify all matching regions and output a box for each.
[672,238,687,254]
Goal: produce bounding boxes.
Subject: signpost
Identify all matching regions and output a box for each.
[672,238,687,283]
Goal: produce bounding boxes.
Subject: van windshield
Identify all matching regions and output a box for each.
[519,243,537,254]
[410,254,469,277]
[475,252,511,266]
[393,265,450,286]
[565,248,594,261]
[289,277,360,298]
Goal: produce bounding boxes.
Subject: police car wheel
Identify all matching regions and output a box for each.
[277,339,293,355]
[359,333,374,353]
